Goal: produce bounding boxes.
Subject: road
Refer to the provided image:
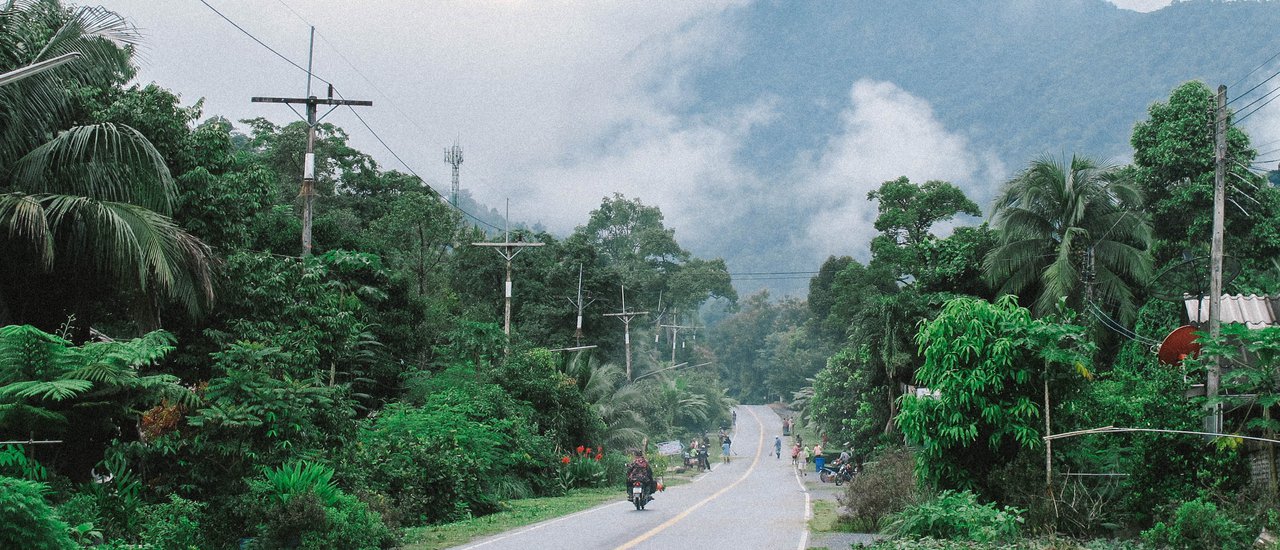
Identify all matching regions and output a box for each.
[451,405,811,550]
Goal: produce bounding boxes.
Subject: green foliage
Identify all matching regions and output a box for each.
[839,448,924,531]
[0,476,76,550]
[245,464,395,550]
[0,444,47,480]
[883,490,1024,544]
[1140,498,1251,550]
[137,494,207,550]
[263,461,341,508]
[867,176,981,282]
[554,446,607,491]
[985,154,1151,324]
[899,296,1093,491]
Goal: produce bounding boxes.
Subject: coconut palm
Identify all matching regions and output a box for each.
[0,0,212,332]
[983,155,1151,323]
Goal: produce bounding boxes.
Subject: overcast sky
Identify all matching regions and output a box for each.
[88,0,1178,293]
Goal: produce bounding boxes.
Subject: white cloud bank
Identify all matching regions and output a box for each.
[797,80,1004,260]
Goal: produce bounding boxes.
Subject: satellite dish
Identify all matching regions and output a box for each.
[1147,255,1242,302]
[1157,325,1202,366]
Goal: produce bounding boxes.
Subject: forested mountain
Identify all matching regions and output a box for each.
[683,0,1280,296]
[701,0,1280,173]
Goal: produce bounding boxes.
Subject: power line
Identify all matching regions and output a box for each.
[195,0,502,233]
[1229,48,1280,91]
[1235,87,1280,123]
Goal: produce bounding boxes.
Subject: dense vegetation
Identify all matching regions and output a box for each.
[707,69,1280,550]
[0,2,736,548]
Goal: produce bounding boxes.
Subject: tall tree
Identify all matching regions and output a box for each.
[984,154,1151,323]
[0,0,213,334]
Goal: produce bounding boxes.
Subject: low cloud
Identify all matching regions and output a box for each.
[798,79,1004,261]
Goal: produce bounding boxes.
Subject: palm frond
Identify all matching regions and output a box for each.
[0,378,92,401]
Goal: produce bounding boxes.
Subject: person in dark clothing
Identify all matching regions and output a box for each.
[626,449,656,501]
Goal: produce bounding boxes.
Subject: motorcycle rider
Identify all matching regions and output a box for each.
[626,449,656,502]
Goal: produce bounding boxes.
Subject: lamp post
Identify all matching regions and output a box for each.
[0,52,81,86]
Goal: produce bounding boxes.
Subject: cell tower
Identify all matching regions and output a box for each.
[444,142,463,206]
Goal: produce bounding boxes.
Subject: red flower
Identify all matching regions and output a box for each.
[585,447,592,455]
[576,445,585,454]
[561,456,571,464]
[595,454,603,461]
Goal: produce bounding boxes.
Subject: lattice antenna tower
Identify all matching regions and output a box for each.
[444,142,463,206]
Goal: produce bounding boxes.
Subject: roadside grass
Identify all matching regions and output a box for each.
[400,487,619,550]
[810,499,860,534]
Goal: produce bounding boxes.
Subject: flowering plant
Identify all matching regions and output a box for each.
[555,444,607,491]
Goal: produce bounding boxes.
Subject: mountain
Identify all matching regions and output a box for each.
[680,0,1280,296]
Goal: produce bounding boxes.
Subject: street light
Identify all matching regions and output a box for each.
[0,52,82,87]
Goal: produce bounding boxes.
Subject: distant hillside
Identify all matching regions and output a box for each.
[699,0,1280,172]
[681,0,1280,296]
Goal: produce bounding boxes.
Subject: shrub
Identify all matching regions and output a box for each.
[882,490,1024,543]
[248,466,395,550]
[555,445,607,491]
[0,475,76,550]
[1140,497,1251,550]
[840,448,924,531]
[138,494,207,550]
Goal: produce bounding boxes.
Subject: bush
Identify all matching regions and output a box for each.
[1140,497,1251,550]
[138,494,207,550]
[248,465,395,550]
[882,490,1024,543]
[0,476,76,550]
[840,448,924,531]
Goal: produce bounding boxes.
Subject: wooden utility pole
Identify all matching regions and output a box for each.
[1207,84,1227,434]
[566,265,596,346]
[471,201,543,336]
[251,27,371,257]
[604,285,647,381]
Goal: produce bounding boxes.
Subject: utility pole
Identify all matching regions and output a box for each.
[566,265,596,346]
[251,27,371,257]
[444,142,463,206]
[603,285,647,381]
[1207,83,1227,434]
[471,200,543,336]
[659,322,698,365]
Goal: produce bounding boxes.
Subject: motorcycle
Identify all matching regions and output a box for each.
[628,481,651,510]
[819,461,856,486]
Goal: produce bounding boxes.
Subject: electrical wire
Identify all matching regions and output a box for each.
[195,0,502,232]
[1236,88,1280,123]
[1230,48,1280,92]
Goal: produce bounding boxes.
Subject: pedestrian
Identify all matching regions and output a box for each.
[722,436,732,463]
[774,436,782,459]
[791,443,801,467]
[732,410,737,425]
[802,445,811,469]
[813,442,825,474]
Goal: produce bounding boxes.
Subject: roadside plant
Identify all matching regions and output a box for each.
[0,475,76,550]
[882,490,1024,543]
[1140,497,1251,550]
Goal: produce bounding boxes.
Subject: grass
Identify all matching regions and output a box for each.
[400,487,620,550]
[810,499,861,534]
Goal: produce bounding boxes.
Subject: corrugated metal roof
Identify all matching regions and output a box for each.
[1183,294,1280,328]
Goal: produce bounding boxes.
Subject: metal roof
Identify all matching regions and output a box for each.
[1183,294,1280,329]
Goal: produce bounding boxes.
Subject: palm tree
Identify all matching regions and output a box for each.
[983,155,1151,323]
[0,1,213,333]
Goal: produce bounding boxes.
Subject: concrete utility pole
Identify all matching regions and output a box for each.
[444,142,463,206]
[471,200,543,336]
[659,322,698,365]
[251,27,371,257]
[566,265,596,346]
[1207,83,1228,433]
[603,285,647,381]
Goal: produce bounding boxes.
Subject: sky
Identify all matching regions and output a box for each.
[89,0,1181,296]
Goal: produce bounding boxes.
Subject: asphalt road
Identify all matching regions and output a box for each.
[451,405,811,550]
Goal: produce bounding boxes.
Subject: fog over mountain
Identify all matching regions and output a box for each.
[657,0,1280,296]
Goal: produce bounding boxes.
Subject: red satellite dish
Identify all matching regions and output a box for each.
[1158,325,1202,366]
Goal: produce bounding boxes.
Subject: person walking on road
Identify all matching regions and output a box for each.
[721,435,732,463]
[774,436,782,459]
[791,443,801,467]
[802,445,811,475]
